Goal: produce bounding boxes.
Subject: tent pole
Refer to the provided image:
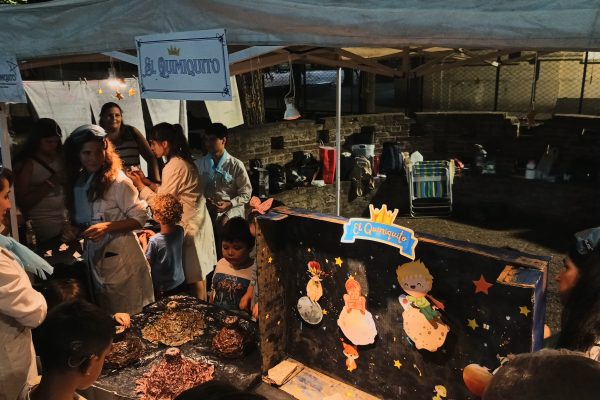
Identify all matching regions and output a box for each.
[0,103,19,240]
[336,68,342,217]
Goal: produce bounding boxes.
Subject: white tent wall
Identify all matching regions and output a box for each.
[146,99,189,136]
[3,0,600,60]
[204,77,244,128]
[24,81,91,137]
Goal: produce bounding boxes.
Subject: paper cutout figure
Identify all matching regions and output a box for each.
[397,261,449,351]
[249,196,274,214]
[337,277,377,345]
[306,261,324,303]
[467,318,479,330]
[519,306,531,316]
[297,296,323,325]
[342,342,359,372]
[432,385,447,400]
[463,364,493,397]
[473,274,493,294]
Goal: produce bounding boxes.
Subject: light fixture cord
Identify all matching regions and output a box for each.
[285,56,295,100]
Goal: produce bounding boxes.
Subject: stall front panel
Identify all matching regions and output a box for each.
[256,207,548,400]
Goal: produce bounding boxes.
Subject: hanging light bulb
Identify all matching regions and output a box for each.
[283,60,301,120]
[107,66,126,90]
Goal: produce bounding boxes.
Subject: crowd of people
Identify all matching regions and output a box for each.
[0,106,599,399]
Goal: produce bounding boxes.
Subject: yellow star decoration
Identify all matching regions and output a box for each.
[519,306,531,317]
[268,257,273,264]
[467,318,479,330]
[265,313,270,320]
[322,309,328,315]
[335,257,343,267]
[394,360,402,369]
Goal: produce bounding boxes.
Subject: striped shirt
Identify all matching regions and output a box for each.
[114,125,141,168]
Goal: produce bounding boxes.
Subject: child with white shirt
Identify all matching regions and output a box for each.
[210,217,255,313]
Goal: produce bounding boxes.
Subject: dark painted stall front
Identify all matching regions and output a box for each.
[256,207,548,400]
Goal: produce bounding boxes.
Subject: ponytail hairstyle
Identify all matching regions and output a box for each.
[147,123,195,166]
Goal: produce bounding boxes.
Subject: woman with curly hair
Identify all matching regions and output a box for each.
[128,122,216,301]
[62,124,154,315]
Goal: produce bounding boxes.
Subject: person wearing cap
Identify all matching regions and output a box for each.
[14,118,68,243]
[554,227,600,361]
[195,123,252,228]
[0,167,48,400]
[61,125,154,315]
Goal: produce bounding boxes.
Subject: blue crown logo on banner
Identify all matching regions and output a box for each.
[341,204,418,259]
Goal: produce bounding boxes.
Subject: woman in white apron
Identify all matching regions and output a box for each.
[0,167,48,400]
[62,125,154,315]
[128,122,216,301]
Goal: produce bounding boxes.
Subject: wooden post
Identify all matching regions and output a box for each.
[236,70,265,127]
[360,71,376,114]
[579,51,589,114]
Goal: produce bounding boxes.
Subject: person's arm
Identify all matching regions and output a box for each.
[0,251,47,328]
[14,159,55,212]
[84,177,148,241]
[113,313,131,328]
[229,159,252,209]
[239,285,254,311]
[130,126,161,183]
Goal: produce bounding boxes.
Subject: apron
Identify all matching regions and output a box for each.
[76,174,154,316]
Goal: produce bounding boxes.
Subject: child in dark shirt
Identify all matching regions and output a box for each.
[145,194,186,300]
[210,217,256,313]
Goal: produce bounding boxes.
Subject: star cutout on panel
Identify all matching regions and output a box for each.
[473,274,493,294]
[519,306,531,317]
[394,360,402,369]
[268,257,273,264]
[467,318,479,330]
[335,257,343,267]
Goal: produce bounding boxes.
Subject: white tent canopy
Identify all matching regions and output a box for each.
[2,0,600,61]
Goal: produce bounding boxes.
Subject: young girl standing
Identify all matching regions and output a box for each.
[62,125,154,315]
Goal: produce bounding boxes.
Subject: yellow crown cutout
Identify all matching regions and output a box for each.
[369,204,398,225]
[167,46,180,56]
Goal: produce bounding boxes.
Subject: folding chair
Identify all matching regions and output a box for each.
[408,160,453,217]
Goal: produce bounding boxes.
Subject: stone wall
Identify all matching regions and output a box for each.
[223,113,414,167]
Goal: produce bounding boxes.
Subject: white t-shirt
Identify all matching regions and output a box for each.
[211,258,256,310]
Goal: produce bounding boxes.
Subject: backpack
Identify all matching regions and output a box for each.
[380,142,403,176]
[266,164,287,194]
[350,156,375,198]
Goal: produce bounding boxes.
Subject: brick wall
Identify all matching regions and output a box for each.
[223,113,414,167]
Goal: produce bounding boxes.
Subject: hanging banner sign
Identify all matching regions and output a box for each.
[341,204,418,259]
[136,29,231,101]
[0,55,26,103]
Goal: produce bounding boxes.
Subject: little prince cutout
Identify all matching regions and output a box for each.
[397,260,449,352]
